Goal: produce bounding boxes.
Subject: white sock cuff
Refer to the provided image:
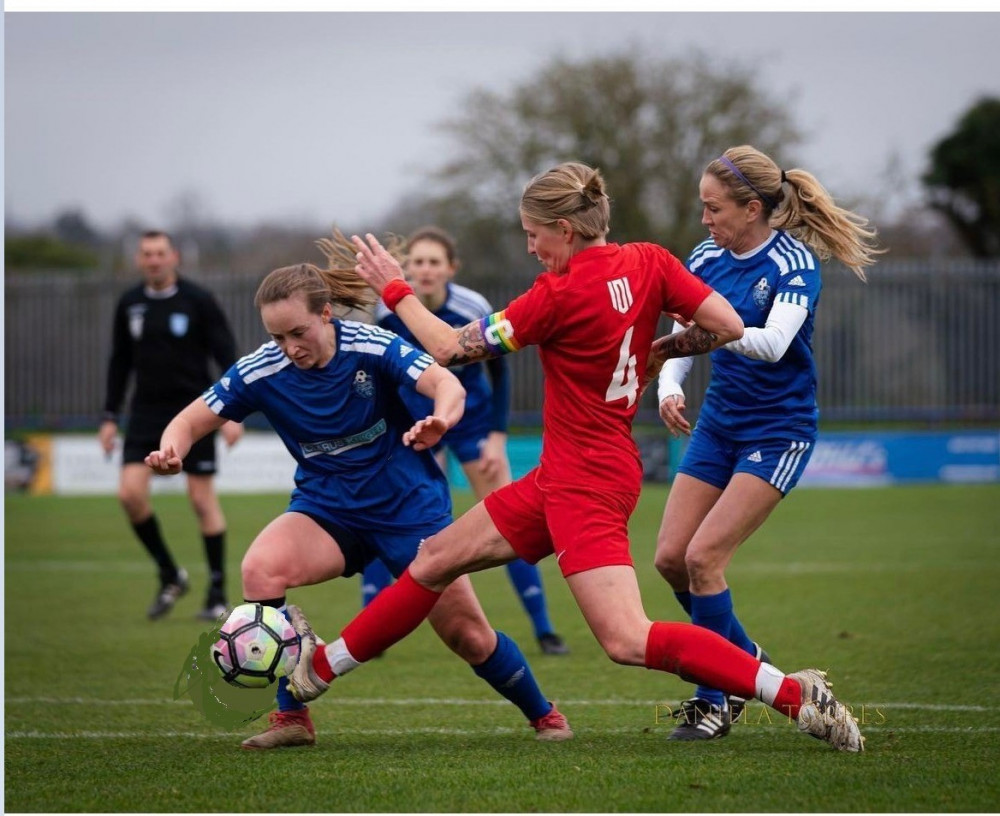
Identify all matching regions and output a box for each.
[755,663,786,706]
[325,637,362,677]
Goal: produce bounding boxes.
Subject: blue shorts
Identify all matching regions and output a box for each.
[678,423,815,495]
[290,501,450,579]
[436,412,493,464]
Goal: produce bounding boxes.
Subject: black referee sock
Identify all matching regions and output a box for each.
[131,514,178,584]
[203,531,226,595]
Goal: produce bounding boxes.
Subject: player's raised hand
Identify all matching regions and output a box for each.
[403,416,448,452]
[145,444,183,475]
[352,233,404,295]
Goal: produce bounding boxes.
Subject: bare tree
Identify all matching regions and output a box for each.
[421,48,800,274]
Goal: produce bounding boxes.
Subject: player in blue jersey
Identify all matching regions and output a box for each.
[285,164,865,754]
[145,233,573,749]
[361,226,569,656]
[654,145,882,741]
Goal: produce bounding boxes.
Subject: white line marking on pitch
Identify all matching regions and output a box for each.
[4,697,990,712]
[7,725,1000,740]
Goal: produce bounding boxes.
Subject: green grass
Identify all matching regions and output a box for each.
[5,484,1000,812]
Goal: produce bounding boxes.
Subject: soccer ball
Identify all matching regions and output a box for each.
[211,603,300,689]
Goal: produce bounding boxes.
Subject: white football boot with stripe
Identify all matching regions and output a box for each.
[286,605,330,703]
[789,669,865,753]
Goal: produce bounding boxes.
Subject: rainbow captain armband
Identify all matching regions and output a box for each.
[479,311,521,356]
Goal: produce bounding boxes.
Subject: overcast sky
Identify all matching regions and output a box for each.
[5,11,1000,232]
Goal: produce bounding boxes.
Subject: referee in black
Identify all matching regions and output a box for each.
[99,230,243,621]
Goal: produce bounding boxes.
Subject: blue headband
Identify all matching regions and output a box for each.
[718,155,778,210]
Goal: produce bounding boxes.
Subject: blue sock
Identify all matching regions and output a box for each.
[275,675,304,712]
[689,589,736,708]
[360,558,394,607]
[673,590,693,617]
[257,601,303,712]
[505,559,554,639]
[728,611,756,654]
[472,630,551,721]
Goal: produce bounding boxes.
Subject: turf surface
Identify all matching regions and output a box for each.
[5,484,1000,812]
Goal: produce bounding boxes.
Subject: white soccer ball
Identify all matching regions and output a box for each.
[211,603,299,689]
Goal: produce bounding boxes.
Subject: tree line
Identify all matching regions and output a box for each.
[7,52,996,283]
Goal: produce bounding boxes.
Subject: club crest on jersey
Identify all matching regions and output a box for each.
[127,304,146,339]
[169,313,189,337]
[353,370,375,399]
[607,277,634,314]
[752,277,772,309]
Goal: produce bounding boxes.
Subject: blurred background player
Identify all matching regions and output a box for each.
[147,235,572,749]
[362,226,569,656]
[99,230,243,621]
[654,145,881,740]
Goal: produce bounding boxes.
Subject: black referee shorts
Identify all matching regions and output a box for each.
[122,412,218,476]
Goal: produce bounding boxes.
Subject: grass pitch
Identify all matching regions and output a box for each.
[5,483,1000,812]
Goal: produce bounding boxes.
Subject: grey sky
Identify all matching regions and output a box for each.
[6,11,1000,231]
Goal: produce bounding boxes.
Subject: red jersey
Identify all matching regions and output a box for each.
[484,242,711,491]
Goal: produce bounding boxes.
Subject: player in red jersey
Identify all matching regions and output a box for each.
[286,162,864,752]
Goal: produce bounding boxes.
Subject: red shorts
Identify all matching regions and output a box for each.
[484,467,639,577]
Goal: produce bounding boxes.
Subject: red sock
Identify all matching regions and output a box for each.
[312,642,334,682]
[645,622,804,718]
[644,621,758,699]
[773,678,802,719]
[341,568,442,662]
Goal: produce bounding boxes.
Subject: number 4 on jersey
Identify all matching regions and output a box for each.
[605,326,639,407]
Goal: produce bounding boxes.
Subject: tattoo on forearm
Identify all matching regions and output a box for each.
[449,322,490,366]
[652,326,719,362]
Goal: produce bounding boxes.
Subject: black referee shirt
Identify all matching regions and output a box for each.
[103,277,238,420]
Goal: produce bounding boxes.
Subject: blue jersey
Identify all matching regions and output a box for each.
[201,320,451,531]
[688,230,821,441]
[377,282,509,436]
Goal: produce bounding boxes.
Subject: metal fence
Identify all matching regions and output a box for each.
[5,260,999,430]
